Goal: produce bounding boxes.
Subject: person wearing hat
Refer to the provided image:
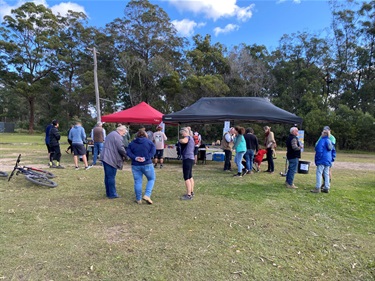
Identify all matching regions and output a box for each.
[312,129,335,193]
[48,120,64,169]
[90,122,106,166]
[69,120,91,170]
[153,125,167,168]
[315,126,336,189]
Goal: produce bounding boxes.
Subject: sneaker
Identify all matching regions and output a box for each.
[241,169,248,176]
[55,165,65,169]
[135,200,142,204]
[322,189,329,193]
[180,194,192,200]
[142,195,153,205]
[85,165,92,170]
[310,189,321,193]
[233,173,242,177]
[286,184,298,189]
[49,163,56,168]
[75,166,79,170]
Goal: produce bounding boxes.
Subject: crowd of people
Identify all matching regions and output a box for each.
[220,124,336,193]
[44,120,336,204]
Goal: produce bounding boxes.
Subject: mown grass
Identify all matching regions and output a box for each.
[0,133,374,280]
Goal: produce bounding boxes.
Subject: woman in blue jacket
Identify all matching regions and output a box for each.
[312,130,334,193]
[126,130,156,204]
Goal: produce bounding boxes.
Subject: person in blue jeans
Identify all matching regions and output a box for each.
[243,127,259,175]
[126,130,156,204]
[233,126,246,177]
[312,129,334,193]
[91,122,106,165]
[285,127,301,189]
[101,126,128,199]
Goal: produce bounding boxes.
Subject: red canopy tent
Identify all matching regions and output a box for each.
[101,102,163,124]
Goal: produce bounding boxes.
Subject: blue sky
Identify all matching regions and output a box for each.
[1,0,333,50]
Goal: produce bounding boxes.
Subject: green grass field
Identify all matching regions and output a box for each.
[0,133,374,280]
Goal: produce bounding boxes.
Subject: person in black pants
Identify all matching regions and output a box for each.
[221,127,235,171]
[263,126,276,173]
[49,120,64,169]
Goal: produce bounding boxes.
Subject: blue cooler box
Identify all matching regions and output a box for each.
[212,152,225,162]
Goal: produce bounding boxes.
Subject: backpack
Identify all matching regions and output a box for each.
[193,134,200,146]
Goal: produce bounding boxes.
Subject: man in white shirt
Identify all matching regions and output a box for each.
[153,126,168,168]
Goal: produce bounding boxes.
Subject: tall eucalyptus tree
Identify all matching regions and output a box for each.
[0,2,64,132]
[106,0,185,108]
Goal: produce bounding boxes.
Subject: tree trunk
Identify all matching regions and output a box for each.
[28,97,35,134]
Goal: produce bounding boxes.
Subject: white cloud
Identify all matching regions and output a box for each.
[167,0,254,22]
[213,23,239,36]
[0,0,87,22]
[50,2,86,17]
[171,18,205,37]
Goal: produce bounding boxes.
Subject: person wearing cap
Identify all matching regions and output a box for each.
[315,126,336,188]
[153,125,167,168]
[263,126,276,173]
[69,121,91,170]
[91,122,106,166]
[285,127,301,189]
[48,120,64,169]
[312,129,335,193]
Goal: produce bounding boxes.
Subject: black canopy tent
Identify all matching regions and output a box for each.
[162,97,303,125]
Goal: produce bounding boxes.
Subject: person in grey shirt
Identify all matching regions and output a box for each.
[101,125,128,199]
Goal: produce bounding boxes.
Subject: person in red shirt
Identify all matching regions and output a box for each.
[253,149,267,172]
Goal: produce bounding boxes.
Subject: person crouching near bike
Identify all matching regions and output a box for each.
[49,120,64,169]
[69,120,91,170]
[101,125,128,199]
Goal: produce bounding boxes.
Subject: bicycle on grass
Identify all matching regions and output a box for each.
[8,154,58,188]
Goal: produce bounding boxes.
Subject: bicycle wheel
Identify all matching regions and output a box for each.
[0,171,8,177]
[26,167,56,178]
[25,174,58,188]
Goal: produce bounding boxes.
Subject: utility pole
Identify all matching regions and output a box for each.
[89,47,101,122]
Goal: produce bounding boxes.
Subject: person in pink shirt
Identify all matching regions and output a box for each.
[153,126,168,168]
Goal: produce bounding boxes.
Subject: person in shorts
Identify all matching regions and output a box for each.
[68,121,91,170]
[153,126,167,168]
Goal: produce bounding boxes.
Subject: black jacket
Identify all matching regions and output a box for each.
[244,133,259,151]
[49,126,61,147]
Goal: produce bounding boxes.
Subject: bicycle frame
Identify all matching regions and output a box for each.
[8,154,58,188]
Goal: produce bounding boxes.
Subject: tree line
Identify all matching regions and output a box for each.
[0,0,374,150]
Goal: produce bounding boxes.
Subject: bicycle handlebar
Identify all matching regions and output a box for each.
[8,154,21,182]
